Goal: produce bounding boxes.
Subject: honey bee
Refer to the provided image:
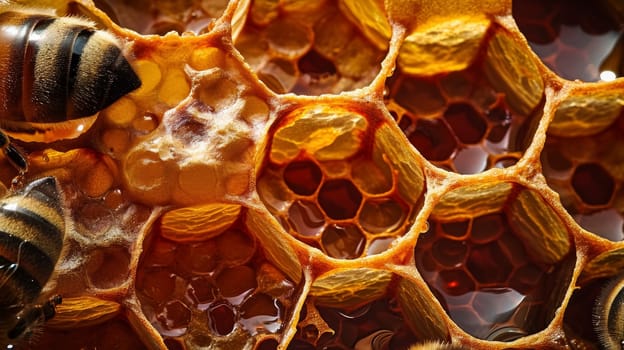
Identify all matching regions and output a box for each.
[594,273,624,349]
[0,176,66,348]
[0,7,141,143]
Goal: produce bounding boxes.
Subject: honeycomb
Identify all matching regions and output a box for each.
[0,0,623,349]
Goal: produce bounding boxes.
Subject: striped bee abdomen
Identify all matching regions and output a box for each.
[0,177,64,307]
[0,10,141,124]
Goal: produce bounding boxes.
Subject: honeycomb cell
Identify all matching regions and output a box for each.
[443,103,487,145]
[240,293,282,335]
[407,118,457,162]
[291,297,419,349]
[571,163,614,206]
[284,160,323,196]
[513,0,624,81]
[321,224,366,259]
[208,301,237,336]
[94,0,228,35]
[415,182,576,340]
[234,0,387,95]
[216,265,257,299]
[359,198,406,234]
[257,104,425,258]
[287,200,325,237]
[318,179,362,220]
[156,299,192,336]
[85,246,131,289]
[13,0,624,349]
[386,24,541,174]
[136,208,297,347]
[542,111,624,241]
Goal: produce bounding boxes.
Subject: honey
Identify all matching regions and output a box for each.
[5,0,624,349]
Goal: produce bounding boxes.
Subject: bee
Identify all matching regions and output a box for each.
[0,8,141,143]
[594,273,624,349]
[0,176,66,348]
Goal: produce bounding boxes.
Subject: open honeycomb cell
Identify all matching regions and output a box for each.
[542,89,624,241]
[415,182,576,341]
[233,0,389,95]
[2,0,624,349]
[384,21,544,174]
[257,103,425,259]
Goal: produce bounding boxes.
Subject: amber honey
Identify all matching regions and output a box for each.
[3,0,624,349]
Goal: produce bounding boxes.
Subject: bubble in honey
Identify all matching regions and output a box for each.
[190,47,226,71]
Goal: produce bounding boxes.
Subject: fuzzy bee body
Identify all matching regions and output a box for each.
[0,9,141,142]
[0,177,65,347]
[594,273,624,350]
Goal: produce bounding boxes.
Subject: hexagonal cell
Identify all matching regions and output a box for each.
[136,206,299,347]
[386,22,543,174]
[257,103,425,258]
[291,297,420,349]
[542,108,624,241]
[321,223,366,259]
[284,160,323,196]
[318,179,362,220]
[82,0,229,35]
[415,182,576,341]
[513,0,624,81]
[234,0,389,95]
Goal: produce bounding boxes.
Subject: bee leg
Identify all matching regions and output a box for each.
[8,294,62,340]
[0,130,28,174]
[5,144,28,173]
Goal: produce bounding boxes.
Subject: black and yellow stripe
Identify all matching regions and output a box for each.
[0,177,64,306]
[0,11,141,123]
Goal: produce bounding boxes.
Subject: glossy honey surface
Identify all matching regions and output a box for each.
[1,0,623,349]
